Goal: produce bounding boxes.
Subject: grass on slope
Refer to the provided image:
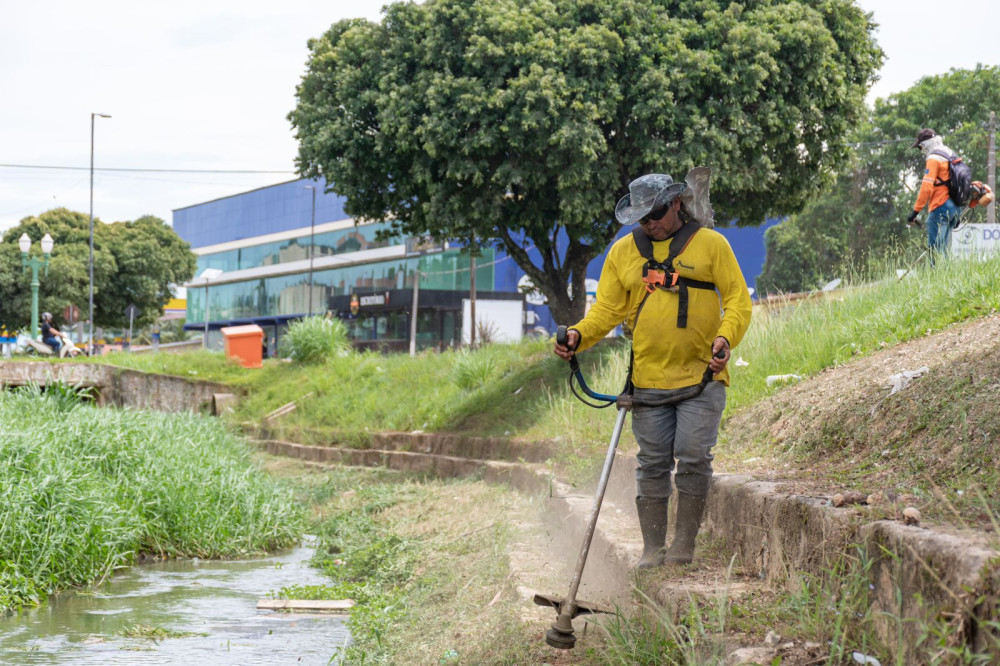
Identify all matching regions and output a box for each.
[725,252,1000,414]
[83,254,1000,482]
[0,386,303,612]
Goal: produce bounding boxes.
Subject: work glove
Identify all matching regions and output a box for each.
[906,210,919,224]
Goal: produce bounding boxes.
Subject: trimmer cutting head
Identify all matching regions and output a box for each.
[533,593,614,649]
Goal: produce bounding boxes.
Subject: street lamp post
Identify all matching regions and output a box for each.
[303,184,317,316]
[197,268,224,349]
[19,233,55,340]
[89,112,111,355]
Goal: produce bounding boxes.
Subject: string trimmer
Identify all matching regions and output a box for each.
[534,325,723,650]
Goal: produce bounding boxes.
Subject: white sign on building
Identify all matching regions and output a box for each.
[951,224,1000,258]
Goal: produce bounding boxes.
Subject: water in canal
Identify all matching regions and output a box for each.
[0,537,349,665]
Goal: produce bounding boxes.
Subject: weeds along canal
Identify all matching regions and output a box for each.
[0,536,348,665]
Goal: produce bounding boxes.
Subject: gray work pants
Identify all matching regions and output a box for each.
[630,380,726,498]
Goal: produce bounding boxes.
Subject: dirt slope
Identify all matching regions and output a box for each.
[718,312,1000,526]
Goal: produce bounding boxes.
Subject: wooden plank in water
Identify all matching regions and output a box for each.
[257,599,355,612]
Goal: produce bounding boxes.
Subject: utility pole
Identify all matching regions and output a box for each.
[304,184,317,315]
[409,269,420,357]
[469,240,477,349]
[989,111,996,225]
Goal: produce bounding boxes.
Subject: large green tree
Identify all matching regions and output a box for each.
[289,0,882,322]
[0,208,196,331]
[758,65,1000,294]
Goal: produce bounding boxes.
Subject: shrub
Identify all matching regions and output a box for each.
[281,316,350,363]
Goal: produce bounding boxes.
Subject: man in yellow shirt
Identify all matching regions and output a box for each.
[554,171,752,568]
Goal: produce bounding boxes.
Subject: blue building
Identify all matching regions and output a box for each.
[174,178,772,353]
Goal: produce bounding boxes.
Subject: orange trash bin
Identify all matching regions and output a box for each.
[221,324,264,369]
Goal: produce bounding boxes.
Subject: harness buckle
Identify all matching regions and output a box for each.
[642,263,667,294]
[642,262,682,293]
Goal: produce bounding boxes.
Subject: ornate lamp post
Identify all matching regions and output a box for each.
[19,232,55,340]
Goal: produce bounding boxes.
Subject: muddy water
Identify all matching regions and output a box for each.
[0,537,349,665]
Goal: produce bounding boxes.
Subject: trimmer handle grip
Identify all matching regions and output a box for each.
[556,326,580,371]
[556,325,578,350]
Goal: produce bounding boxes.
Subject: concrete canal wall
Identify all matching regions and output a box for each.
[0,361,230,413]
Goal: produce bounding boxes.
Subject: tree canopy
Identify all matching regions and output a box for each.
[0,208,196,331]
[290,0,883,322]
[757,65,1000,294]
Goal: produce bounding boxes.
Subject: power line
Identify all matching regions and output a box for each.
[0,163,295,174]
[852,127,989,148]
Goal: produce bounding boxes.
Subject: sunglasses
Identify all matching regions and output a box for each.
[640,201,671,224]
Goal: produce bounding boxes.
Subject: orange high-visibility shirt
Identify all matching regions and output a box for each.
[913,153,951,213]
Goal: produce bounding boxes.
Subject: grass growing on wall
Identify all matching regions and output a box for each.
[74,349,254,386]
[0,386,303,612]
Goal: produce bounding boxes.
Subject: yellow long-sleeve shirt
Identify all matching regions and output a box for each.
[571,225,752,389]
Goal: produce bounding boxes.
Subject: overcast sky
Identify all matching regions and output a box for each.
[1,0,997,234]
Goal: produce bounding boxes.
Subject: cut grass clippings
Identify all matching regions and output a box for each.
[0,386,303,613]
[261,456,607,666]
[119,625,207,641]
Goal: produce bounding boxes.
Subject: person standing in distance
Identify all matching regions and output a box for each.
[906,128,961,259]
[554,171,752,568]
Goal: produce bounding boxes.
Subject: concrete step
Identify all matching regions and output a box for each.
[254,439,553,495]
[249,427,556,464]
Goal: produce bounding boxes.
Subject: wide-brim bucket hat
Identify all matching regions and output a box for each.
[614,174,688,225]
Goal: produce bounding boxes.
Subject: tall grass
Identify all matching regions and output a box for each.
[239,338,556,439]
[0,386,302,612]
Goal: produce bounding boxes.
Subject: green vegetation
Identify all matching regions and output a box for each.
[84,253,1000,484]
[603,552,887,665]
[604,545,1000,665]
[727,252,1000,414]
[0,208,196,330]
[290,0,881,322]
[280,316,350,363]
[758,65,1000,294]
[0,386,302,612]
[74,349,255,386]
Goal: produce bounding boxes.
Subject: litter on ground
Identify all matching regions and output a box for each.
[765,374,802,387]
[887,366,930,395]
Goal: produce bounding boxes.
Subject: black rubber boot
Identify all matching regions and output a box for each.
[663,492,708,565]
[635,496,669,569]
